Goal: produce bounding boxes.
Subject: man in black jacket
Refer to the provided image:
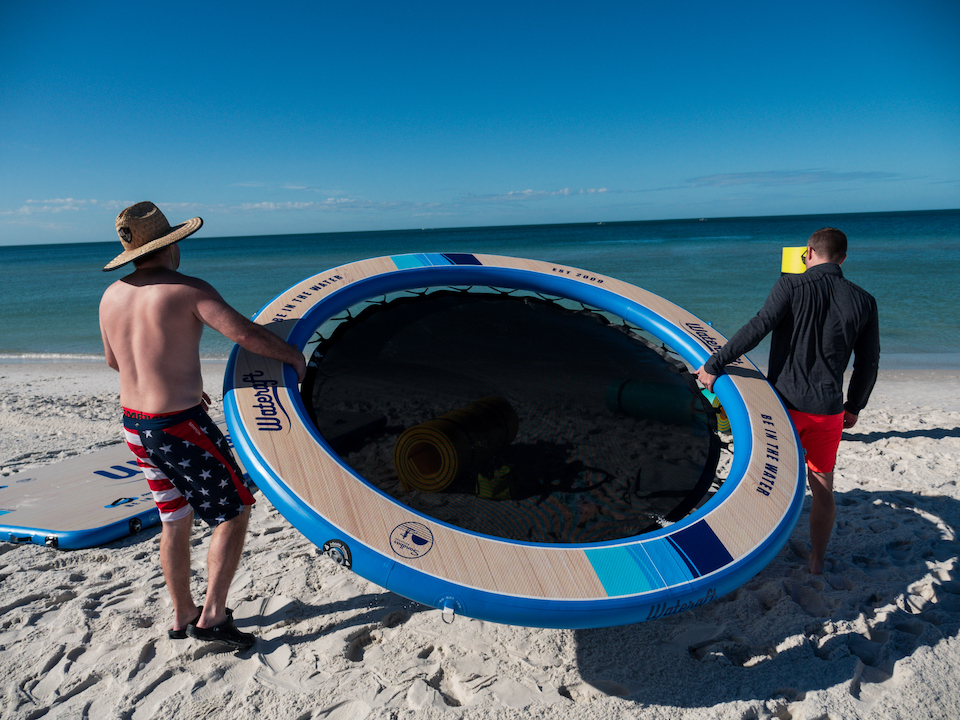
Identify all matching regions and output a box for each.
[697,228,880,575]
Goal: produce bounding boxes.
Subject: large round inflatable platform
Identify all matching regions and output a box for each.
[224,253,805,628]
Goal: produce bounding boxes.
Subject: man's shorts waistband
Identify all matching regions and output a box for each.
[123,404,204,430]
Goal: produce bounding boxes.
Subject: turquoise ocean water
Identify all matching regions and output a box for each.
[1,209,957,369]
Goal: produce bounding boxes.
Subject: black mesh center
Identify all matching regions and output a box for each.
[302,288,721,544]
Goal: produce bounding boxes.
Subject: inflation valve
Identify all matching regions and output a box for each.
[323,539,353,569]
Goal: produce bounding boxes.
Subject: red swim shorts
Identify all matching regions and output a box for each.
[788,409,844,474]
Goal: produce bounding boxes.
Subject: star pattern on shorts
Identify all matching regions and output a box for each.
[141,428,246,525]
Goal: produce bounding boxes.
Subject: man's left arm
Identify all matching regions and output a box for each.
[844,299,881,426]
[192,282,307,382]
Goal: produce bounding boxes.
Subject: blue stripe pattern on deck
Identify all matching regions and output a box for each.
[586,520,733,597]
[391,253,480,269]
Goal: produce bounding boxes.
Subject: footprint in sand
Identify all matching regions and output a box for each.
[345,627,379,662]
[559,679,632,702]
[380,609,412,628]
[786,581,835,618]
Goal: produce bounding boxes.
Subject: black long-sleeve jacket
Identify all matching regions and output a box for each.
[703,263,880,415]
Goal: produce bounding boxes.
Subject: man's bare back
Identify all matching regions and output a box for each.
[100,246,305,414]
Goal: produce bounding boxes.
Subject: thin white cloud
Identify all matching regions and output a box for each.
[283,184,357,197]
[237,201,328,211]
[232,197,395,212]
[14,198,99,214]
[687,170,899,188]
[465,187,611,203]
[232,181,355,196]
[2,198,206,218]
[2,184,616,222]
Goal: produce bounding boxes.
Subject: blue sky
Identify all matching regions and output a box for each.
[1,0,958,246]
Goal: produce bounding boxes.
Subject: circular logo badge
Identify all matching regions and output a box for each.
[390,521,434,559]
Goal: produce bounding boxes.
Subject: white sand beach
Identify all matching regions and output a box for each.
[1,362,958,719]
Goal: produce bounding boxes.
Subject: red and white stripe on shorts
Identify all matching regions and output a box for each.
[123,426,193,522]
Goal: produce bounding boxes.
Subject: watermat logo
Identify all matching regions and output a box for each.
[684,323,744,366]
[646,588,717,620]
[242,371,292,433]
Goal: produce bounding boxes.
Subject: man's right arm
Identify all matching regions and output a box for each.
[100,321,119,371]
[98,286,120,372]
[702,278,792,378]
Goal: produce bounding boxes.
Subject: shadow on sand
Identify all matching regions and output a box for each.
[569,488,960,709]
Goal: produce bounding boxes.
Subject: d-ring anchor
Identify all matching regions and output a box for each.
[438,596,463,624]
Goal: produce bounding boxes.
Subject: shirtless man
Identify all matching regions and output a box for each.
[99,201,306,650]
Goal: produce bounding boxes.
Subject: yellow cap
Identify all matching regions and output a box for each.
[781,247,807,274]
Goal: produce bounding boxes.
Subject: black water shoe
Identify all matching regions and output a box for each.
[168,606,233,640]
[187,616,255,650]
[168,609,202,640]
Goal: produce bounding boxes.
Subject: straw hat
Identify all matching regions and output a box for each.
[103,201,203,271]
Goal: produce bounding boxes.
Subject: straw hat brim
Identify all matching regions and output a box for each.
[102,217,203,271]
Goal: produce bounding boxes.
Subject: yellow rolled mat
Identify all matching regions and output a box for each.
[711,395,731,433]
[394,396,520,493]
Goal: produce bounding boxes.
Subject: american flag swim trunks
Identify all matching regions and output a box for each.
[123,405,255,525]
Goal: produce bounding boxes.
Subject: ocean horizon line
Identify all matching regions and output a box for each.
[3,207,958,251]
